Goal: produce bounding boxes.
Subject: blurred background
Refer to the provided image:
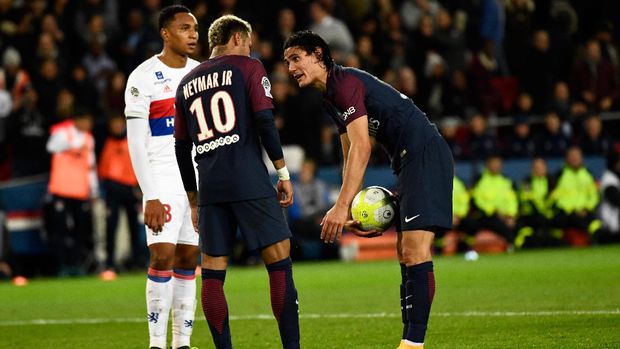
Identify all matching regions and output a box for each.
[0,0,619,282]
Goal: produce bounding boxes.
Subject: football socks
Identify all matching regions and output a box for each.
[146,268,173,349]
[201,269,232,349]
[405,261,435,344]
[267,258,300,349]
[171,268,197,349]
[400,263,408,339]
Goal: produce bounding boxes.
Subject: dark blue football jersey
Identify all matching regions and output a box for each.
[323,65,441,170]
[174,55,276,204]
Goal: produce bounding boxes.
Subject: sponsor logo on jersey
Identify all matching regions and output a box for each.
[342,106,356,120]
[261,76,272,98]
[148,98,175,136]
[130,86,139,97]
[163,85,172,93]
[155,71,164,80]
[154,77,172,85]
[196,134,240,154]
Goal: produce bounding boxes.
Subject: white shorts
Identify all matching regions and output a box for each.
[145,193,199,246]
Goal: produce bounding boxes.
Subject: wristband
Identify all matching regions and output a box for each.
[277,166,290,181]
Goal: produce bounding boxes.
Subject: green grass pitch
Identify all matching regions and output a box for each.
[1,245,619,348]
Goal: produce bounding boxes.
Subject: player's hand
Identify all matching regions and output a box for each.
[320,204,349,243]
[190,205,198,233]
[144,199,165,233]
[277,180,294,208]
[345,220,382,238]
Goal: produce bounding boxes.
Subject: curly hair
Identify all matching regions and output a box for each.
[208,15,252,49]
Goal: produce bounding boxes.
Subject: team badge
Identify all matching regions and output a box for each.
[130,87,139,97]
[155,71,164,79]
[261,76,272,98]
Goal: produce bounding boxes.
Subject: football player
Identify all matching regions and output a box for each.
[124,5,200,349]
[284,31,454,349]
[174,15,300,349]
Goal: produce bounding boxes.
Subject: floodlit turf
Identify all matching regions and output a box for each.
[1,245,620,348]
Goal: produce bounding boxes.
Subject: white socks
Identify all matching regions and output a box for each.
[146,268,173,348]
[171,269,197,348]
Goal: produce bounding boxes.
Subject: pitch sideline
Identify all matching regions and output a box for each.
[1,309,619,326]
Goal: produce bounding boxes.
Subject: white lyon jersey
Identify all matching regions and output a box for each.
[125,55,199,195]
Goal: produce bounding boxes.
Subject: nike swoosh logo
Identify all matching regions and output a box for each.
[404,214,420,223]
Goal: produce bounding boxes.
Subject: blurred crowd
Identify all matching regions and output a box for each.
[1,0,620,278]
[1,0,620,177]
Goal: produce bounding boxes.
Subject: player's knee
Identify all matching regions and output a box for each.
[149,251,174,270]
[174,254,199,269]
[400,245,432,266]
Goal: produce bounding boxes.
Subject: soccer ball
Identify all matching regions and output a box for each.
[350,186,396,232]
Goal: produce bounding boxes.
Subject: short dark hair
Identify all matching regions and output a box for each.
[283,30,334,69]
[158,5,191,30]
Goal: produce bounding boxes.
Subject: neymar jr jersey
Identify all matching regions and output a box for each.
[124,55,199,195]
[324,65,441,171]
[174,55,276,205]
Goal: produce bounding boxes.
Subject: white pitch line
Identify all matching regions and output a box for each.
[1,310,619,327]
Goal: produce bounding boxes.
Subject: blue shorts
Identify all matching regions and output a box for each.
[198,195,291,256]
[396,135,453,233]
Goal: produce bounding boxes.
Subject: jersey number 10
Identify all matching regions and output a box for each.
[189,90,236,142]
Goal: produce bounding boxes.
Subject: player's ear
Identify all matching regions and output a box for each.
[232,32,243,47]
[314,47,325,68]
[160,27,169,42]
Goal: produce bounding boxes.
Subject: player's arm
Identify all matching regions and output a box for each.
[174,95,199,232]
[125,71,165,233]
[126,118,166,233]
[175,138,198,232]
[340,132,350,182]
[338,130,381,238]
[247,59,293,208]
[321,116,372,243]
[255,108,293,207]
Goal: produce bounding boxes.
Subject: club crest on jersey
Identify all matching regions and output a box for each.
[130,86,139,97]
[155,71,164,80]
[261,76,272,98]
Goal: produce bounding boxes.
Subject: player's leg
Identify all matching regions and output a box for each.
[171,243,199,349]
[199,203,236,349]
[145,195,186,349]
[147,242,176,349]
[397,136,453,349]
[201,254,232,349]
[400,229,435,348]
[261,239,300,349]
[170,202,200,349]
[235,197,299,349]
[396,231,409,342]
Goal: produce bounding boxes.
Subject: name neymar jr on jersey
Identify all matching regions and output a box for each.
[182,70,233,100]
